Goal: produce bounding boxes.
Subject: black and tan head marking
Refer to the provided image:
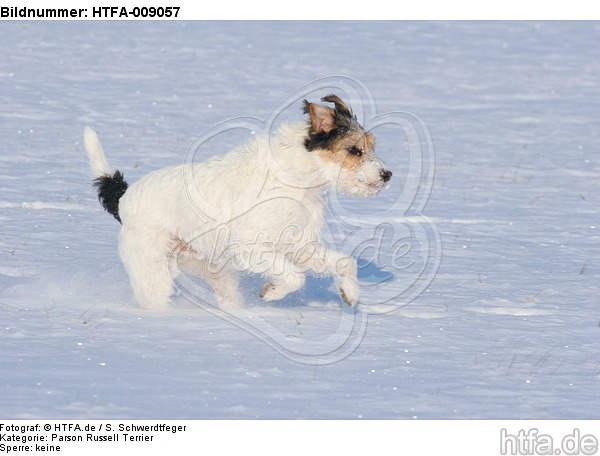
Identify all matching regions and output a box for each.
[302,94,392,196]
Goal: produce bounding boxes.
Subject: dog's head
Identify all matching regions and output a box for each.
[303,95,392,197]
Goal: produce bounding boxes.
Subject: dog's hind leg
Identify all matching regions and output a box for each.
[179,256,243,309]
[118,224,176,309]
[207,269,243,309]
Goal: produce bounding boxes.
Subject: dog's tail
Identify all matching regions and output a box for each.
[83,127,128,224]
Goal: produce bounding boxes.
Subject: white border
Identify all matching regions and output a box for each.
[3,420,600,456]
[0,0,598,20]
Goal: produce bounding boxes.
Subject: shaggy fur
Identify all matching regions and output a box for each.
[84,95,392,309]
[93,171,128,223]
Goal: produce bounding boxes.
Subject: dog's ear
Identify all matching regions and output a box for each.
[303,99,336,133]
[321,94,353,119]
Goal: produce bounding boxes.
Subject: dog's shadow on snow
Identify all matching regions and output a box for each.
[239,275,338,309]
[239,258,394,309]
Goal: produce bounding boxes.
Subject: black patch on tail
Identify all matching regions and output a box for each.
[93,171,128,223]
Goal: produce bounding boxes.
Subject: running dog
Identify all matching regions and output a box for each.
[84,95,392,309]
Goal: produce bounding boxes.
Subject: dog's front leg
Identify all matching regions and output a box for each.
[296,245,359,306]
[258,273,305,302]
[235,244,306,302]
[334,253,359,306]
[328,251,359,306]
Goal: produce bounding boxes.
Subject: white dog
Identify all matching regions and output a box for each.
[84,95,392,310]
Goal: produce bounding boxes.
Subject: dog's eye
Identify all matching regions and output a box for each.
[347,146,363,157]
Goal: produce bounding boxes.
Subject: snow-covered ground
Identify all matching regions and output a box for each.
[1,21,599,419]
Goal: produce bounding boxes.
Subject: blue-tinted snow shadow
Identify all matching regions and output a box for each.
[356,258,394,283]
[236,257,394,309]
[239,274,339,309]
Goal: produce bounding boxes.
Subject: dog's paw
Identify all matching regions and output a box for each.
[259,282,274,300]
[259,282,292,302]
[259,275,305,302]
[215,295,242,310]
[339,278,359,306]
[334,256,359,306]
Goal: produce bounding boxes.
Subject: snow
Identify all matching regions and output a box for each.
[1,21,600,419]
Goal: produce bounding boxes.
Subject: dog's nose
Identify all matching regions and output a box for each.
[380,169,392,183]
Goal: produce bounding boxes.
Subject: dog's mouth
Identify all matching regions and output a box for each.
[347,180,390,197]
[346,171,390,197]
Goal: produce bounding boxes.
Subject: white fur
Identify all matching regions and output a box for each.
[84,122,389,309]
[83,126,114,177]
